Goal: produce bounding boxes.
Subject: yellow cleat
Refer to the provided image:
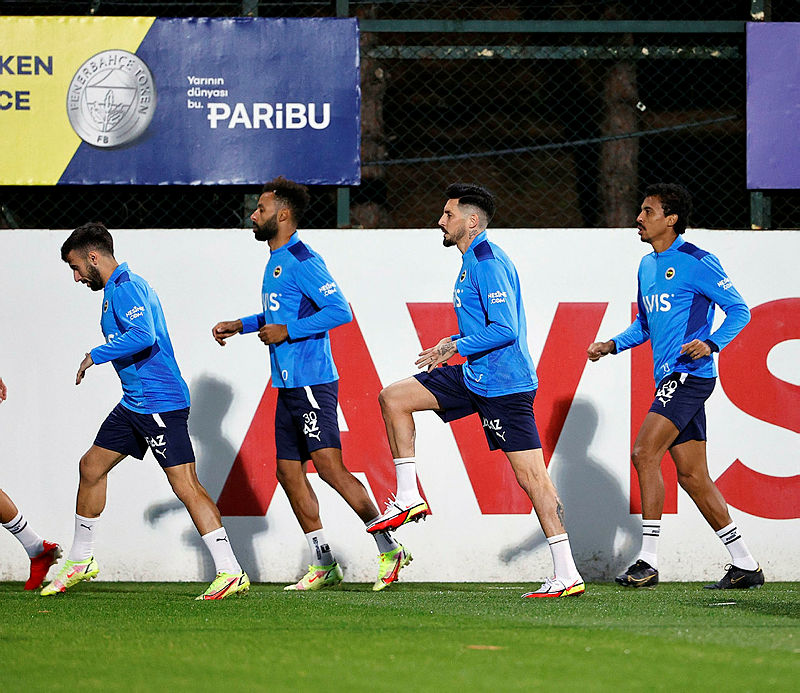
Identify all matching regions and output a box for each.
[284,563,343,591]
[41,557,99,596]
[195,571,250,600]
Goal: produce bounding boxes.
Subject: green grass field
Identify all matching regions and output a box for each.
[1,581,797,692]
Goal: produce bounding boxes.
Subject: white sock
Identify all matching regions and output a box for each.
[2,511,44,557]
[637,519,661,569]
[201,527,242,574]
[394,457,420,504]
[67,513,99,562]
[371,527,399,554]
[547,533,581,583]
[716,522,758,571]
[305,529,335,566]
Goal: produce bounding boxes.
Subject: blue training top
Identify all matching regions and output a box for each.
[239,233,352,388]
[451,231,538,397]
[612,235,750,382]
[90,262,190,414]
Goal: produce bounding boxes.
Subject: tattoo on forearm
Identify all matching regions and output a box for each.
[556,500,565,527]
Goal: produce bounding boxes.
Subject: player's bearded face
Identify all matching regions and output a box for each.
[442,219,466,247]
[253,212,279,242]
[84,264,105,291]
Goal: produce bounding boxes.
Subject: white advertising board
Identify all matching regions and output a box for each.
[0,228,797,583]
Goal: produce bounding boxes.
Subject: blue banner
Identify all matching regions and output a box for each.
[747,23,800,190]
[0,17,360,185]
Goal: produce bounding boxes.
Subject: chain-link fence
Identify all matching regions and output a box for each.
[2,1,799,229]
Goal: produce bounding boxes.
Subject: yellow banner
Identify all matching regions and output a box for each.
[0,16,155,184]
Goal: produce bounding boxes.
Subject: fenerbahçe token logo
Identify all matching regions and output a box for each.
[67,50,157,148]
[103,300,109,313]
[273,266,282,278]
[460,270,467,282]
[665,267,676,280]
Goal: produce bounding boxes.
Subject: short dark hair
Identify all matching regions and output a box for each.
[644,183,692,235]
[262,176,311,225]
[61,222,114,261]
[445,183,496,224]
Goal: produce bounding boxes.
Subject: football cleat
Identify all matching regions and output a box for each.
[704,564,764,590]
[366,496,431,534]
[40,557,99,596]
[523,576,585,598]
[25,541,62,590]
[373,544,412,592]
[284,563,343,591]
[615,559,659,588]
[195,571,250,600]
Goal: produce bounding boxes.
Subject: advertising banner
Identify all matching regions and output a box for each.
[0,228,797,584]
[0,16,360,185]
[747,22,800,189]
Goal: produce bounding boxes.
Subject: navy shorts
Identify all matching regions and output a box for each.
[275,382,342,462]
[649,372,716,446]
[94,403,195,468]
[414,364,541,452]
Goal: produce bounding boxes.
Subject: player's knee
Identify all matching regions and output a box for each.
[676,468,707,494]
[378,384,403,416]
[630,446,658,471]
[78,453,103,484]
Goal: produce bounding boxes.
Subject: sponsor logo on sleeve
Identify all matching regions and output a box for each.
[319,281,338,297]
[125,305,145,320]
[488,290,507,304]
[717,277,733,290]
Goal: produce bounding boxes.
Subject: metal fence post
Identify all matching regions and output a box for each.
[336,0,351,228]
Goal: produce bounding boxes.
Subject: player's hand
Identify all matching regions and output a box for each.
[258,323,289,345]
[680,339,711,360]
[76,353,94,385]
[0,377,6,402]
[212,320,243,346]
[416,337,457,373]
[587,340,615,362]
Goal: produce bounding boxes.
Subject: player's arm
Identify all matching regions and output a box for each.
[590,285,650,362]
[212,319,245,346]
[0,376,6,402]
[681,254,750,360]
[416,337,457,372]
[452,261,517,357]
[89,283,157,367]
[283,259,352,340]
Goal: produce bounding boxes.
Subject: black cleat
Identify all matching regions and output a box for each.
[615,559,659,588]
[704,564,765,590]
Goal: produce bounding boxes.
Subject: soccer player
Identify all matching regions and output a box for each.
[211,177,410,592]
[42,223,249,600]
[587,183,763,590]
[1,377,62,589]
[368,183,585,598]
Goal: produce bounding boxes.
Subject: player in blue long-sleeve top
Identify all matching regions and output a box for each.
[212,177,411,592]
[588,183,763,590]
[369,183,584,599]
[43,223,249,600]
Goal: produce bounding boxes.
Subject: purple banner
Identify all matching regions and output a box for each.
[747,22,800,189]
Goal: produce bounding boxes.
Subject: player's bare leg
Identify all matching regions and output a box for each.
[505,449,565,537]
[509,449,584,598]
[617,413,679,587]
[0,488,19,523]
[368,378,439,533]
[670,440,731,531]
[630,413,680,520]
[163,462,222,536]
[76,445,127,518]
[378,377,440,458]
[311,447,379,524]
[276,459,322,533]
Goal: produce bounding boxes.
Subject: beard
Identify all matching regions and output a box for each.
[253,213,279,242]
[86,265,105,291]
